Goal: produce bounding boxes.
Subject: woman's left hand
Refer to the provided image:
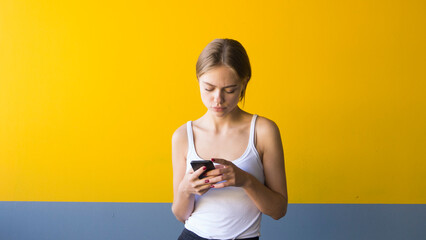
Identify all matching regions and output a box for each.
[204,158,251,188]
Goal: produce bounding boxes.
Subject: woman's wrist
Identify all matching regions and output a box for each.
[242,172,255,190]
[178,181,193,198]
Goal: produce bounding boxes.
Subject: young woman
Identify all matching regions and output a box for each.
[172,38,288,240]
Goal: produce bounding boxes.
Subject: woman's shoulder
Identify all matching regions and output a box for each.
[255,115,281,136]
[172,122,189,161]
[172,122,188,144]
[254,115,283,158]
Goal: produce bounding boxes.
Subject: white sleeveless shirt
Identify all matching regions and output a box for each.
[184,114,265,240]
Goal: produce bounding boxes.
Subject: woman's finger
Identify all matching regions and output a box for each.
[207,174,227,184]
[210,181,228,189]
[211,158,231,165]
[204,166,230,177]
[192,177,215,194]
[190,166,208,180]
[214,165,227,169]
[195,184,212,195]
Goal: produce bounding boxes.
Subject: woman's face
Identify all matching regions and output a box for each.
[198,65,244,117]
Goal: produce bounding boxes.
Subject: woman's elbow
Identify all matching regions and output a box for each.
[271,199,288,220]
[271,206,287,220]
[174,213,186,223]
[171,204,188,223]
[171,205,184,223]
[175,216,186,223]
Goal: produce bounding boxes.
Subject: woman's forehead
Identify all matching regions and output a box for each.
[199,66,240,86]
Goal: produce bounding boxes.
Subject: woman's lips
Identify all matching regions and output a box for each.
[212,107,225,112]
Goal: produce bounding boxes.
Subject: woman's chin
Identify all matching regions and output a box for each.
[207,108,227,116]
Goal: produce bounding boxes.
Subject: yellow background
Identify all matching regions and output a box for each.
[1,0,425,203]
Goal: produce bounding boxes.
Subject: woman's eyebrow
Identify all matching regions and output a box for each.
[202,81,238,88]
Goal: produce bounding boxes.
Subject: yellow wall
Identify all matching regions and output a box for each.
[1,0,425,203]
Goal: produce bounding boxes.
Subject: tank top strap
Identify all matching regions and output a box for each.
[186,121,196,154]
[249,114,258,147]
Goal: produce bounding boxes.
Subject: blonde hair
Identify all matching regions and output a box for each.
[196,38,252,102]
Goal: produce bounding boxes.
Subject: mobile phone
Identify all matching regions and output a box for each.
[190,160,215,179]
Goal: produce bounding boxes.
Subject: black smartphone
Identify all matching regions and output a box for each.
[190,160,215,179]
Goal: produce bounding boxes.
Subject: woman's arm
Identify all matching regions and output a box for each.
[251,117,288,219]
[208,117,288,220]
[171,125,214,222]
[171,125,193,222]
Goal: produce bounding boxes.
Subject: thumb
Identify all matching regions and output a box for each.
[211,158,230,165]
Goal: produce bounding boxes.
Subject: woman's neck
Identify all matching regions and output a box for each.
[201,107,247,133]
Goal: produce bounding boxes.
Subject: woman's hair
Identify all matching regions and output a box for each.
[196,38,252,102]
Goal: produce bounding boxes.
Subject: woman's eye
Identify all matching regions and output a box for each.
[226,90,236,94]
[205,88,213,92]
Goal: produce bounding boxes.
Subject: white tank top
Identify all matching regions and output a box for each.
[184,114,265,240]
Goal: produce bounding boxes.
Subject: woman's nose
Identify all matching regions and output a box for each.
[213,90,224,104]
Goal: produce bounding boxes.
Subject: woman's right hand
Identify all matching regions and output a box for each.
[179,166,214,196]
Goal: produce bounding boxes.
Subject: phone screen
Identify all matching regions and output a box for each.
[190,160,215,179]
